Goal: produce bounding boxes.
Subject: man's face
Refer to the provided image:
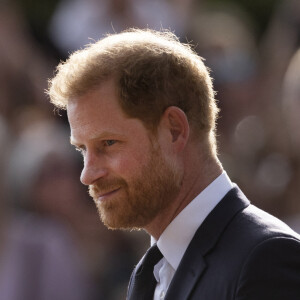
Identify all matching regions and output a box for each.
[67,79,181,230]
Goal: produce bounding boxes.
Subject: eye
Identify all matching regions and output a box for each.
[104,140,116,146]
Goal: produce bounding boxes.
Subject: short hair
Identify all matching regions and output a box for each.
[47,28,219,149]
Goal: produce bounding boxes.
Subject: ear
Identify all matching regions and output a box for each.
[159,106,190,151]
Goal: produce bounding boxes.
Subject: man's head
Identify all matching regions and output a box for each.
[47,29,221,234]
[48,28,219,152]
[65,78,183,231]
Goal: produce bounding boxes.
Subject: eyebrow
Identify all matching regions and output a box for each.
[70,131,126,146]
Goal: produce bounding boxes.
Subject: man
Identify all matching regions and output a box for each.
[47,29,300,299]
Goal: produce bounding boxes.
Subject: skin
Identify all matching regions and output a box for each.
[67,78,222,239]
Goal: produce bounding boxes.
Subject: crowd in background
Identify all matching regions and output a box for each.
[0,0,300,299]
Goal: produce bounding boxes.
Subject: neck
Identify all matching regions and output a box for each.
[144,153,223,240]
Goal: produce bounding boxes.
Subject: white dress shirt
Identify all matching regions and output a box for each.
[151,172,233,300]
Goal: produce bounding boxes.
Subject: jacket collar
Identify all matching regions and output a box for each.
[165,186,250,300]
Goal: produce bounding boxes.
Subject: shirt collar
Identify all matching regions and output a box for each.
[151,172,233,270]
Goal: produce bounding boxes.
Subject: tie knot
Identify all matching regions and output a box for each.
[136,244,163,276]
[128,244,163,300]
[144,244,163,266]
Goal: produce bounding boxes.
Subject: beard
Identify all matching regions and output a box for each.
[88,145,182,230]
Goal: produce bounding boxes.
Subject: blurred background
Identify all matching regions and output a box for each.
[0,0,299,299]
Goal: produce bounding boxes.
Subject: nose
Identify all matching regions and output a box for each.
[80,152,108,185]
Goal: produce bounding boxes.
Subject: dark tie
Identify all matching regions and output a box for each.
[128,244,163,300]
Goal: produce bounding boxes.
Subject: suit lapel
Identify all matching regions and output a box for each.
[165,245,207,300]
[165,186,250,300]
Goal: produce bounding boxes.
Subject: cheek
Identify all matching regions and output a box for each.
[110,148,150,178]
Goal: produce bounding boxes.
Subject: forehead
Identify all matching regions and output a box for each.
[67,79,149,144]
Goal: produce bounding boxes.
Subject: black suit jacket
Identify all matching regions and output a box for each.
[164,186,300,300]
[128,186,300,299]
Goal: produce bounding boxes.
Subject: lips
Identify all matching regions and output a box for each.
[96,187,121,203]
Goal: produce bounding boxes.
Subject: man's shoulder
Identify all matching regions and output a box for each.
[188,185,300,257]
[227,204,300,300]
[209,195,300,273]
[213,185,300,244]
[232,202,300,242]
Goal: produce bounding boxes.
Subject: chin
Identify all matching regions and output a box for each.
[99,209,155,231]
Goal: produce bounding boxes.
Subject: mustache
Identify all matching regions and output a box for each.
[89,178,127,198]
